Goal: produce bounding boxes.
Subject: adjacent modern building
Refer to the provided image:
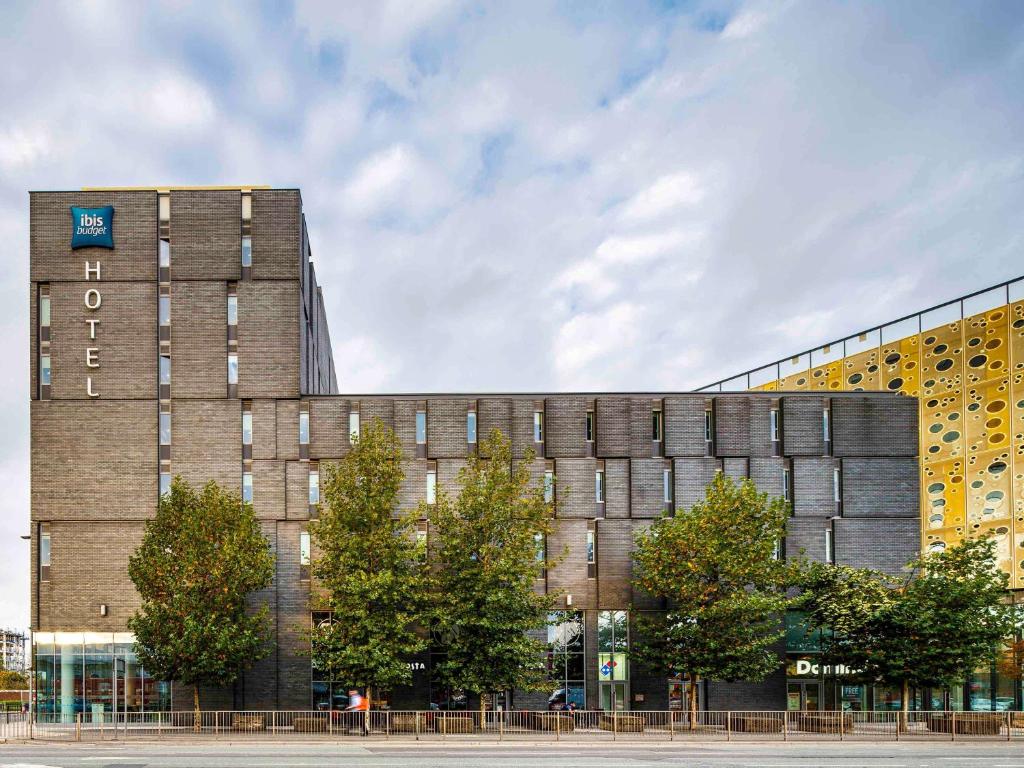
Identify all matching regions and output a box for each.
[1,628,27,674]
[702,276,1024,711]
[30,186,921,720]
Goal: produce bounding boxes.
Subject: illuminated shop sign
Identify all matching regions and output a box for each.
[70,206,114,249]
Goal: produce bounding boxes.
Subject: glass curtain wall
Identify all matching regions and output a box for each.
[546,611,584,710]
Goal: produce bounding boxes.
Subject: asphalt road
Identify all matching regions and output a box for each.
[1,742,1023,768]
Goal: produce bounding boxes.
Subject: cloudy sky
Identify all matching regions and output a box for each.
[1,0,1023,630]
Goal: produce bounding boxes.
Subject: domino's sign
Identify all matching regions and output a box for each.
[70,206,114,249]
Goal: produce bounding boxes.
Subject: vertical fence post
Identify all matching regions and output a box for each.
[76,712,81,742]
[158,711,162,739]
[951,711,956,742]
[783,711,787,741]
[669,710,674,741]
[498,710,503,742]
[415,711,420,741]
[272,710,277,736]
[613,710,617,741]
[1008,712,1012,742]
[839,710,843,742]
[726,711,731,742]
[555,710,560,742]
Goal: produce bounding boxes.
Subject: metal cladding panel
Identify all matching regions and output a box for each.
[832,396,918,457]
[595,397,630,457]
[842,457,919,518]
[664,395,706,457]
[545,395,588,458]
[714,396,751,456]
[781,396,826,456]
[792,456,835,516]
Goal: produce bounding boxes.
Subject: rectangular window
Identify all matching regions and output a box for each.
[595,469,605,503]
[309,468,320,505]
[833,466,841,503]
[824,529,833,564]
[227,294,238,326]
[704,409,713,443]
[663,467,673,504]
[770,408,780,442]
[242,411,253,446]
[159,238,170,268]
[544,469,554,503]
[159,472,171,497]
[534,411,544,443]
[159,412,171,445]
[586,411,595,442]
[160,354,171,385]
[40,354,51,386]
[227,353,238,384]
[652,410,663,442]
[159,295,170,326]
[40,293,51,328]
[299,411,310,445]
[348,411,360,443]
[586,529,595,564]
[242,471,253,503]
[416,411,427,444]
[773,538,782,561]
[466,411,477,444]
[241,236,252,268]
[535,532,545,564]
[783,466,792,503]
[300,532,311,566]
[823,407,831,442]
[40,531,51,569]
[426,467,437,504]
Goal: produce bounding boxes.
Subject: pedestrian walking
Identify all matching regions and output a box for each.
[346,690,370,736]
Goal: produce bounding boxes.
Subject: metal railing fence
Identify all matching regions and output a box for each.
[4,710,1022,743]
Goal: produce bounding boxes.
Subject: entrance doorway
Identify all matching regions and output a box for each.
[787,681,821,711]
[600,681,628,711]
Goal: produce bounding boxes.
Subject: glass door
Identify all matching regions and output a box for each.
[600,681,628,711]
[787,681,821,711]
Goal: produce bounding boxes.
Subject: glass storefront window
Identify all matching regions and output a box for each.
[33,633,170,722]
[546,611,584,710]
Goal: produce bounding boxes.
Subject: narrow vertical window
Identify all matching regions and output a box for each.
[704,408,714,446]
[299,411,310,445]
[586,529,595,565]
[652,410,663,442]
[783,465,792,503]
[534,411,544,443]
[770,408,780,442]
[159,238,170,269]
[663,467,673,504]
[40,354,51,386]
[416,410,427,444]
[544,469,554,503]
[159,412,171,446]
[586,411,595,442]
[227,353,238,384]
[160,355,171,385]
[466,411,477,444]
[824,528,834,564]
[241,236,252,268]
[242,471,253,503]
[309,465,320,505]
[822,406,831,442]
[595,468,605,503]
[159,472,171,497]
[300,531,311,579]
[159,294,171,327]
[833,466,841,504]
[39,531,51,580]
[227,293,238,326]
[39,291,50,328]
[426,465,437,504]
[773,538,782,561]
[534,532,545,564]
[348,411,360,443]
[242,409,253,446]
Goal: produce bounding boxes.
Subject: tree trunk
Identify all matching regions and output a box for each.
[688,674,699,731]
[480,692,486,733]
[900,679,909,734]
[193,685,201,734]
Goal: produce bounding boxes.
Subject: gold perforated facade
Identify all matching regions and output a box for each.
[702,278,1024,589]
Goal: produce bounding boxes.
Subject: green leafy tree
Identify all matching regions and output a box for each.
[631,473,794,725]
[800,536,1013,728]
[310,419,427,711]
[427,430,557,716]
[0,668,29,690]
[128,477,275,725]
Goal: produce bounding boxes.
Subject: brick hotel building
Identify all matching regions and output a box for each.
[29,186,920,719]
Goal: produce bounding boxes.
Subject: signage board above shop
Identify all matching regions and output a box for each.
[70,206,114,249]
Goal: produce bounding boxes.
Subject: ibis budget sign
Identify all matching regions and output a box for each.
[70,206,114,249]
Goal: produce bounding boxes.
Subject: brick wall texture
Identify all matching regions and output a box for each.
[30,189,922,714]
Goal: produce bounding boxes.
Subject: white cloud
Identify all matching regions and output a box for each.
[332,335,401,392]
[618,171,705,223]
[0,126,50,171]
[143,73,216,132]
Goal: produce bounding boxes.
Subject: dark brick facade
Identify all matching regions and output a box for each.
[30,187,921,715]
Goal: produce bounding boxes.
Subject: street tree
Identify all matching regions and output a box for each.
[310,419,427,712]
[427,430,557,716]
[631,473,794,725]
[799,536,1013,728]
[128,477,275,725]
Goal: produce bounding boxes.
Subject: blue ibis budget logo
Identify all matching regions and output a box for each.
[70,206,114,249]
